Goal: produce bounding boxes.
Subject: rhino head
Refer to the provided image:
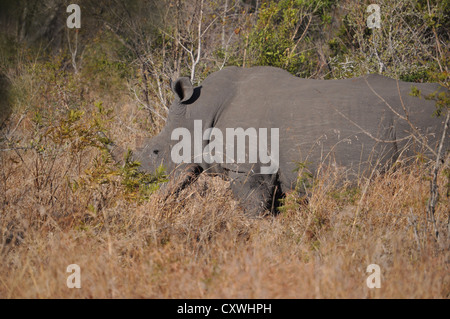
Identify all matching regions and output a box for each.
[119,77,199,177]
[103,70,282,217]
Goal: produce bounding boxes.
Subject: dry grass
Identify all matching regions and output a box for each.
[1,109,449,299]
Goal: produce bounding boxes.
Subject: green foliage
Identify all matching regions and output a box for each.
[82,32,133,94]
[410,86,422,98]
[28,97,115,159]
[294,161,314,192]
[328,37,348,57]
[327,0,448,81]
[411,68,449,118]
[121,150,168,202]
[423,68,450,117]
[247,0,315,75]
[243,0,340,77]
[426,91,449,118]
[277,193,307,215]
[416,0,450,37]
[399,68,431,83]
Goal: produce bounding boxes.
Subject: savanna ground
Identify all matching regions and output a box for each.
[0,0,449,298]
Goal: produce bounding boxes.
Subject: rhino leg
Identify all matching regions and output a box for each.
[228,171,280,218]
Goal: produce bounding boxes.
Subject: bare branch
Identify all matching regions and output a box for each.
[426,110,449,241]
[332,106,414,144]
[364,77,438,157]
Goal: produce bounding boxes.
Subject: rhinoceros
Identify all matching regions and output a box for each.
[109,66,448,217]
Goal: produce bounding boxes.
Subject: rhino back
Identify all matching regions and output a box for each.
[210,67,445,189]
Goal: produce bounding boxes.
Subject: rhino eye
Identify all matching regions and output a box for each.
[153,150,159,155]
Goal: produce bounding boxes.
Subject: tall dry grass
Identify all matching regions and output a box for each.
[1,109,449,298]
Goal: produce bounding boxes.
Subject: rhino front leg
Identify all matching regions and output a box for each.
[228,171,279,218]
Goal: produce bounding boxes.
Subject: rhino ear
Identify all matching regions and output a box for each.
[171,77,194,103]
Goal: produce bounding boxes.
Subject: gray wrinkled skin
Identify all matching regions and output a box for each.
[118,66,448,217]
